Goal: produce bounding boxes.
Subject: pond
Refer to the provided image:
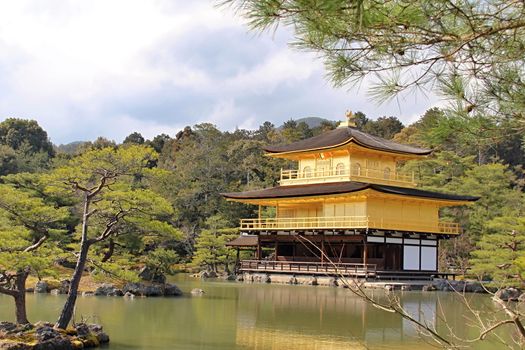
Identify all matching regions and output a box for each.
[0,275,512,349]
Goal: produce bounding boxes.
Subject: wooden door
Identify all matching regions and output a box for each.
[384,244,402,271]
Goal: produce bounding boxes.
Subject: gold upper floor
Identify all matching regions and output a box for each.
[277,143,420,188]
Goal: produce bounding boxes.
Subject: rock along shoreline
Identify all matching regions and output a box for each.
[0,322,109,350]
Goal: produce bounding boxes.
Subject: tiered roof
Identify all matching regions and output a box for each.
[222,181,478,202]
[264,126,432,156]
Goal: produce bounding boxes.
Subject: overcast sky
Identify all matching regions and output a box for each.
[0,1,441,144]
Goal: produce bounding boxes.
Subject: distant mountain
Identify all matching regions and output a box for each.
[279,117,337,129]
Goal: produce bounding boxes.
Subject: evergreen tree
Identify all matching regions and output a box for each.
[227,0,525,127]
[192,216,237,273]
[471,216,525,287]
[47,144,178,329]
[0,181,69,324]
[123,132,145,145]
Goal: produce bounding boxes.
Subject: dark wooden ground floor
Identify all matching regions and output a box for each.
[230,232,441,273]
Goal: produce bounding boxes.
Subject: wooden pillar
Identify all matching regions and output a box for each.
[321,235,325,265]
[256,237,261,260]
[235,248,240,273]
[258,205,261,221]
[275,240,279,261]
[363,238,368,267]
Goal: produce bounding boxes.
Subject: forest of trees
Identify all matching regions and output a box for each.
[0,109,523,294]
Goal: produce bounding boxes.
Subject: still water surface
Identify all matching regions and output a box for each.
[0,275,509,349]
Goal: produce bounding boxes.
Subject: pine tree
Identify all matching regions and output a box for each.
[471,216,525,287]
[0,181,69,324]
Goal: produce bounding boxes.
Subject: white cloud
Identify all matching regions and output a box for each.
[0,0,438,143]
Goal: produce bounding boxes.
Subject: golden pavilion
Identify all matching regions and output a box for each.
[223,114,478,279]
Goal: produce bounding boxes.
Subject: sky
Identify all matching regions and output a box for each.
[0,0,441,145]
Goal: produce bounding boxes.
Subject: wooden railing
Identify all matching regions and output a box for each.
[240,216,461,235]
[240,260,377,277]
[280,166,416,187]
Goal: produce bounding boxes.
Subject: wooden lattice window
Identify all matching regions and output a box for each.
[335,163,345,175]
[351,162,361,176]
[303,166,312,178]
[383,167,391,179]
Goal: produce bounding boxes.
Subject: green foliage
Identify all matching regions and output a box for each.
[147,133,171,153]
[362,116,404,139]
[191,216,237,272]
[227,0,525,128]
[0,118,54,156]
[144,248,180,276]
[123,132,145,145]
[470,216,525,287]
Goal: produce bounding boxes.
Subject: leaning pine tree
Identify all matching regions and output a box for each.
[0,182,68,324]
[47,145,178,329]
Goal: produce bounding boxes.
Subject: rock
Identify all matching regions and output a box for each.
[83,324,109,345]
[465,282,485,293]
[0,322,17,333]
[422,284,436,292]
[34,281,49,293]
[50,289,60,295]
[198,270,218,279]
[58,280,70,294]
[384,285,394,292]
[494,287,521,302]
[191,288,205,295]
[81,291,94,297]
[34,337,73,350]
[306,277,318,286]
[0,341,32,350]
[328,278,338,287]
[235,275,244,282]
[25,288,34,293]
[401,285,411,291]
[95,332,110,344]
[225,274,236,281]
[123,282,174,297]
[35,326,62,341]
[74,323,90,337]
[123,292,135,299]
[164,284,183,297]
[70,340,84,349]
[94,283,123,296]
[288,276,298,285]
[260,274,271,284]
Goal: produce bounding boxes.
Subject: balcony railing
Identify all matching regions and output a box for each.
[240,260,377,277]
[240,216,461,235]
[280,167,416,187]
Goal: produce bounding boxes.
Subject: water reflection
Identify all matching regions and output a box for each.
[0,276,503,350]
[234,284,440,349]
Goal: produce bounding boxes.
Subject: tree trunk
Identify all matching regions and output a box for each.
[101,238,115,262]
[55,196,91,329]
[3,269,31,325]
[13,270,29,324]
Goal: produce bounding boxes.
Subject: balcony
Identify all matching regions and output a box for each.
[240,216,461,235]
[280,166,416,187]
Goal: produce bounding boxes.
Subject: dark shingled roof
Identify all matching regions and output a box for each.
[222,182,479,202]
[225,235,258,247]
[263,127,432,155]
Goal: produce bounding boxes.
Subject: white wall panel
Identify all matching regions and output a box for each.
[421,246,437,271]
[403,245,420,270]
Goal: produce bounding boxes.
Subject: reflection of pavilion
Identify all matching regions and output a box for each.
[233,285,438,349]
